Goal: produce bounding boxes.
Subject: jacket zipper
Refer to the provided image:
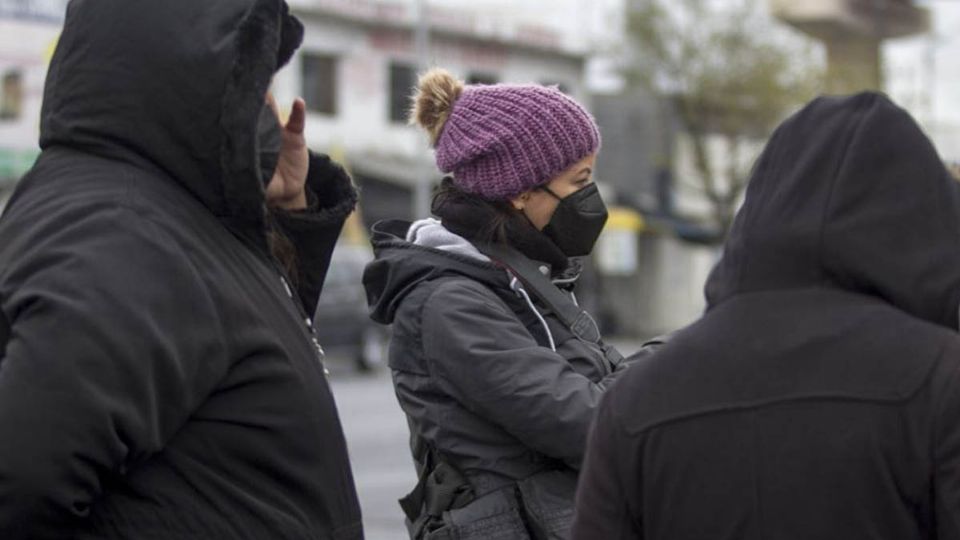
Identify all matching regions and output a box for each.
[236,228,330,377]
[279,274,330,376]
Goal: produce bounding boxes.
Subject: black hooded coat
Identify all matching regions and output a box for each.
[573,93,960,539]
[0,1,362,538]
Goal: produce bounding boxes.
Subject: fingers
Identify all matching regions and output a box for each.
[285,97,306,135]
[264,92,306,136]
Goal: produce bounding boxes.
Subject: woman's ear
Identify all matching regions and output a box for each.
[510,191,530,211]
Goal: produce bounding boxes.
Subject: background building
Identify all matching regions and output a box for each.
[0,0,66,209]
[1,0,958,338]
[278,0,591,227]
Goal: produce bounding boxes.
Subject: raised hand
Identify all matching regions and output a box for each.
[264,93,310,210]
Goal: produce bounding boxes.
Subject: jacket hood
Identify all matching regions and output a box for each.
[406,217,492,262]
[706,92,960,329]
[363,220,509,324]
[40,0,304,234]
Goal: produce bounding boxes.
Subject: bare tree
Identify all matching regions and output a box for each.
[627,0,823,239]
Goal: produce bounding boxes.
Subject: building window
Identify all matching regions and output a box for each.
[0,70,23,121]
[301,54,337,116]
[467,72,498,86]
[388,62,417,124]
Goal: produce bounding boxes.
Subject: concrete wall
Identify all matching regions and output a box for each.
[601,231,717,338]
[634,233,717,336]
[591,90,669,210]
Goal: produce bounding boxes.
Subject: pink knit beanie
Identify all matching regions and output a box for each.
[410,68,601,201]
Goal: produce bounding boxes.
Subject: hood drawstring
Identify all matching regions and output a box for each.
[508,271,557,352]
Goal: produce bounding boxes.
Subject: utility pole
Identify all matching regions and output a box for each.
[412,0,433,220]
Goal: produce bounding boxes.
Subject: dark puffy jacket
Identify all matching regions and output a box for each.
[363,219,646,539]
[573,93,960,540]
[0,1,362,538]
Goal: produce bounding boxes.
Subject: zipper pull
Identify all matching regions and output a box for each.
[279,274,328,375]
[311,336,326,357]
[311,337,330,377]
[280,277,294,298]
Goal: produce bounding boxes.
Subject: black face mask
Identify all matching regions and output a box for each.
[540,183,609,257]
[257,103,283,186]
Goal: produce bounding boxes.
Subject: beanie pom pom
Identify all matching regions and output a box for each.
[410,68,464,146]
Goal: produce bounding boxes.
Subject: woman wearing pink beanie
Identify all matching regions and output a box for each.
[363,69,656,540]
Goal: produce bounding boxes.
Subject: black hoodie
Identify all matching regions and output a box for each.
[0,1,361,538]
[573,93,960,540]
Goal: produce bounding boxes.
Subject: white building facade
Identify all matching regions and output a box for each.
[0,0,590,218]
[280,0,591,223]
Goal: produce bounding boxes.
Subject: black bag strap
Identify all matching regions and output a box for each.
[399,435,434,522]
[478,242,602,345]
[399,435,475,538]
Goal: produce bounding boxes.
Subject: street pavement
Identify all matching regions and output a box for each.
[327,338,645,540]
[329,364,413,539]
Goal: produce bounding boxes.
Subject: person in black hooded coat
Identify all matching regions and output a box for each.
[572,92,960,540]
[0,1,362,538]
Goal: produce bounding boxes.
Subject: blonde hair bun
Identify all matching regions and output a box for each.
[410,68,464,146]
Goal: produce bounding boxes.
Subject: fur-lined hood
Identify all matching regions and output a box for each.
[39,0,303,233]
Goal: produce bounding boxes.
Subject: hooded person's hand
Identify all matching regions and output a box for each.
[264,93,309,210]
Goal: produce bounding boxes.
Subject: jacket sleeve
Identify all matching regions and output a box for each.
[421,279,609,468]
[571,389,643,540]
[271,152,358,316]
[0,205,229,539]
[614,334,670,373]
[934,354,960,539]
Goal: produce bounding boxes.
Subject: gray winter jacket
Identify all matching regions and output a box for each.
[363,219,648,539]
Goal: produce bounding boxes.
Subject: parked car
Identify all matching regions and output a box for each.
[313,242,389,372]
